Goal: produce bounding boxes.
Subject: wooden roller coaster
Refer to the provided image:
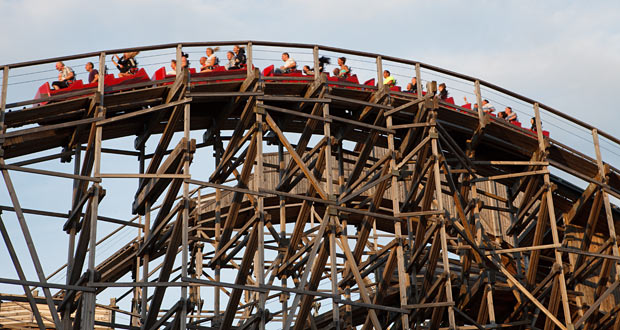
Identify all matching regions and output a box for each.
[1,41,620,330]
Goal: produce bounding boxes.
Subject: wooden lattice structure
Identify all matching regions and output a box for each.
[1,41,620,330]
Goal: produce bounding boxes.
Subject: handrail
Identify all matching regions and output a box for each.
[1,39,618,147]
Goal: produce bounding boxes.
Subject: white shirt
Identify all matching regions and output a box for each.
[284,57,296,69]
[482,103,496,113]
[207,54,218,66]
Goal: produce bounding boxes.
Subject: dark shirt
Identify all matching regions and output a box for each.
[117,56,137,74]
[407,84,419,94]
[438,89,448,100]
[233,49,246,69]
[88,69,99,83]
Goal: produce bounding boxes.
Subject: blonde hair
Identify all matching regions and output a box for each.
[126,51,140,59]
[206,47,220,54]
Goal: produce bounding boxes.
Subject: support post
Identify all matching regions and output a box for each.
[592,129,620,278]
[247,42,253,76]
[313,46,320,81]
[180,101,191,329]
[376,56,384,92]
[255,101,266,330]
[176,44,182,77]
[386,108,410,328]
[0,66,8,136]
[474,80,484,125]
[415,63,422,98]
[533,103,572,328]
[323,103,340,328]
[81,52,107,329]
[431,125,457,329]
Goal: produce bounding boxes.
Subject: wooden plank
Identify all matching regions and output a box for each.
[327,114,395,134]
[470,169,548,183]
[335,230,382,330]
[282,210,329,330]
[205,240,264,330]
[142,213,184,329]
[384,97,426,116]
[96,98,191,126]
[574,281,620,328]
[1,117,102,139]
[216,134,258,253]
[260,104,331,123]
[325,94,392,110]
[189,91,263,99]
[264,112,328,200]
[0,159,63,329]
[0,217,47,330]
[258,96,331,103]
[0,163,101,182]
[134,68,187,151]
[132,138,194,215]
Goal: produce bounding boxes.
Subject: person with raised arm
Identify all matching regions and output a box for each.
[112,51,139,77]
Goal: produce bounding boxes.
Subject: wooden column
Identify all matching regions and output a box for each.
[255,101,266,330]
[176,44,182,77]
[313,46,320,81]
[323,103,341,328]
[386,109,411,328]
[63,146,81,329]
[81,56,106,330]
[534,103,573,328]
[376,56,384,92]
[474,80,484,124]
[0,66,8,136]
[246,42,253,76]
[430,125,457,329]
[214,162,222,326]
[180,101,191,329]
[278,139,288,329]
[141,201,150,323]
[592,129,620,277]
[415,63,422,98]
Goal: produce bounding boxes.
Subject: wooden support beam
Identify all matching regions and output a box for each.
[218,224,260,330]
[283,210,329,330]
[133,138,195,215]
[264,112,327,200]
[142,212,184,329]
[0,216,47,330]
[0,159,63,329]
[134,66,188,151]
[216,134,257,254]
[335,229,382,330]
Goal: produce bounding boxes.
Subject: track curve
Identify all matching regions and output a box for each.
[1,41,619,329]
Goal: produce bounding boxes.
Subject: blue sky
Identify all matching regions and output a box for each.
[1,0,620,324]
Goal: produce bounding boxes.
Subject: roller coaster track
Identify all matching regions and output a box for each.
[1,41,620,330]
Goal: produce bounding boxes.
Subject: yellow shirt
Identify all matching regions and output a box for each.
[383,76,396,86]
